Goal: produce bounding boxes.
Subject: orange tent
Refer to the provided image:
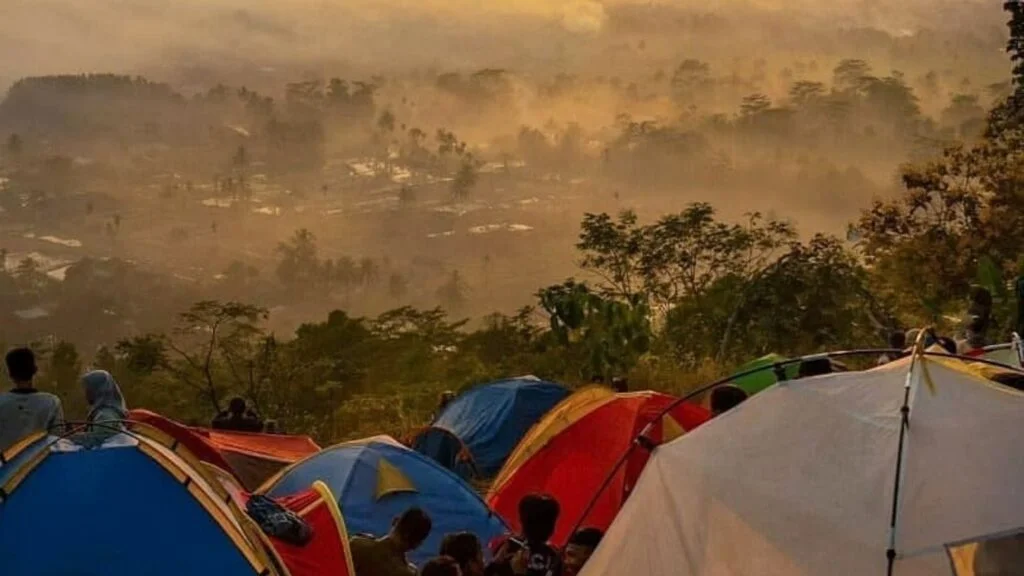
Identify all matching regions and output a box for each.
[487,388,710,546]
[203,428,321,490]
[129,409,321,490]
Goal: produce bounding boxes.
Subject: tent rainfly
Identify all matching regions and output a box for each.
[580,353,1024,576]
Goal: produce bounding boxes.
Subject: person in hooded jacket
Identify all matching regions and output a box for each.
[79,370,128,445]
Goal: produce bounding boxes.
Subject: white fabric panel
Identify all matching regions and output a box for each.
[583,367,906,576]
[896,362,1024,557]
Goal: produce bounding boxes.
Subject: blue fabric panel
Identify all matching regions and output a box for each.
[409,428,475,478]
[0,447,257,576]
[268,441,508,567]
[430,379,568,477]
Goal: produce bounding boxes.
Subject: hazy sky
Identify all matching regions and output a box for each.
[0,0,1003,89]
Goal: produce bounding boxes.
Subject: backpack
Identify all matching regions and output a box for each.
[246,494,314,546]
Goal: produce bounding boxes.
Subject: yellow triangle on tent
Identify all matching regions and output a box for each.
[376,458,418,500]
[662,414,686,444]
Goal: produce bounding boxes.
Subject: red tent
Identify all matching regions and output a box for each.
[129,409,320,490]
[264,482,355,576]
[487,389,710,546]
[204,463,354,576]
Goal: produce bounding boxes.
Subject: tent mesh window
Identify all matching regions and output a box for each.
[946,528,1024,576]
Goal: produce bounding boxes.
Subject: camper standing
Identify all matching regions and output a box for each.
[0,348,64,452]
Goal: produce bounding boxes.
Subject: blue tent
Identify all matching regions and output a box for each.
[412,376,569,479]
[264,436,509,567]
[0,433,275,576]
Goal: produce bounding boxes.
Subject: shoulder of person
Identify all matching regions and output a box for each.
[349,534,375,547]
[40,391,63,405]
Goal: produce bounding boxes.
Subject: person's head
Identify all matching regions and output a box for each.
[264,419,278,433]
[518,493,560,545]
[966,314,987,335]
[5,348,36,386]
[710,385,748,416]
[797,357,834,379]
[392,507,433,552]
[420,556,461,576]
[81,370,126,414]
[438,391,456,412]
[936,336,958,355]
[440,532,484,576]
[610,377,628,393]
[888,330,906,350]
[563,528,604,576]
[228,396,247,416]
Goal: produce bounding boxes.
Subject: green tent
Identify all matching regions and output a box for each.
[729,354,800,395]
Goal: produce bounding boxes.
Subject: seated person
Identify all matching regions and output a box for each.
[420,557,460,576]
[492,494,562,576]
[350,508,432,576]
[562,528,604,576]
[709,385,748,417]
[212,397,263,432]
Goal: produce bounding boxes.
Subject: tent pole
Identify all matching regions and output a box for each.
[885,332,928,575]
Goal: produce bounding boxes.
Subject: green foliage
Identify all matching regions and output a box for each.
[537,280,652,380]
[577,203,795,309]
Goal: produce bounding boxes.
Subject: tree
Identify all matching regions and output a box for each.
[48,341,82,413]
[577,204,795,310]
[670,59,712,106]
[116,334,167,376]
[739,94,772,119]
[788,81,826,109]
[537,280,652,380]
[276,229,321,287]
[160,301,269,413]
[451,157,478,201]
[832,59,872,92]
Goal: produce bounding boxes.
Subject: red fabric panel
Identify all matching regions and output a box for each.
[128,409,236,475]
[488,393,709,547]
[270,491,353,576]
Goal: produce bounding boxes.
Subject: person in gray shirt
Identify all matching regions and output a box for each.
[0,348,64,453]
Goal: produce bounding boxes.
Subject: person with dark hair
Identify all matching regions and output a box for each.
[211,396,263,432]
[440,532,484,576]
[936,336,959,355]
[350,507,432,576]
[562,528,604,576]
[610,377,628,394]
[492,494,562,576]
[420,556,461,576]
[959,314,989,357]
[0,348,63,452]
[878,330,907,366]
[797,357,835,379]
[709,385,748,417]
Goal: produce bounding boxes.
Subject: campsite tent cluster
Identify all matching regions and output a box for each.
[0,348,1021,575]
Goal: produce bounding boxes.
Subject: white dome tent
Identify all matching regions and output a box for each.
[580,348,1024,576]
